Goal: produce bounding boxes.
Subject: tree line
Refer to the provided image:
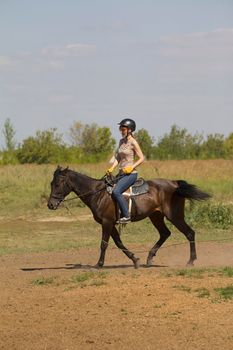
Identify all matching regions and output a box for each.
[0,118,232,165]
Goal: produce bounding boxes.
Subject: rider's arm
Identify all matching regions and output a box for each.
[107,156,119,173]
[132,140,145,170]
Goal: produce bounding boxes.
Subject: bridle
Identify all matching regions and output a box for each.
[50,175,107,204]
[50,172,125,205]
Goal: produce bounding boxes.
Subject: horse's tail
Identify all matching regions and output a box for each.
[175,180,211,201]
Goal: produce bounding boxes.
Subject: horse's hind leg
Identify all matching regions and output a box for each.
[171,218,196,266]
[146,211,171,267]
[111,227,140,269]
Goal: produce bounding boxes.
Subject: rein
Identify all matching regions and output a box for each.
[52,173,123,204]
[63,185,106,203]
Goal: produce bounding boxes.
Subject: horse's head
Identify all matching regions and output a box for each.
[47,166,72,210]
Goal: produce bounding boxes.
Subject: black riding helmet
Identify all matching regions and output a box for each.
[118,118,136,132]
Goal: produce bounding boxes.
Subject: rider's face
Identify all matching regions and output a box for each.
[119,126,129,137]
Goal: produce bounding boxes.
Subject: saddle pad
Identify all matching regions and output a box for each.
[130,179,149,196]
[123,179,149,196]
[106,178,149,196]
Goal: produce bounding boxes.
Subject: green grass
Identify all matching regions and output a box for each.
[174,268,207,278]
[214,285,233,300]
[195,287,210,298]
[0,219,101,255]
[170,269,233,301]
[0,161,232,256]
[89,279,107,287]
[218,267,233,277]
[30,272,108,289]
[0,160,233,218]
[70,271,107,288]
[165,267,233,279]
[31,276,57,286]
[0,217,232,256]
[71,271,96,283]
[173,285,192,293]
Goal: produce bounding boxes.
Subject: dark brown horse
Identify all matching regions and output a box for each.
[47,166,210,269]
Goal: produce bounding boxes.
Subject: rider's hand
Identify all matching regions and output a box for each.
[122,166,134,174]
[106,166,114,175]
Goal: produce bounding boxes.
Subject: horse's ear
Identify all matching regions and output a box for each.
[62,166,69,175]
[54,165,63,176]
[55,165,69,176]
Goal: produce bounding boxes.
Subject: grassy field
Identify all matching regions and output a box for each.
[0,160,232,256]
[1,161,233,350]
[1,159,233,216]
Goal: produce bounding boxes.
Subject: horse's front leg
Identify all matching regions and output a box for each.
[95,223,112,268]
[111,227,140,269]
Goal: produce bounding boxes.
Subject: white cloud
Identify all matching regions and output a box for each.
[41,43,96,57]
[0,42,96,73]
[35,43,97,71]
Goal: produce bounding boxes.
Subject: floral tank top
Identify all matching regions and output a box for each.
[116,138,138,172]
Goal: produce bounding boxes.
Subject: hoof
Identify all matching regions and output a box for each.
[95,263,103,269]
[133,258,140,269]
[186,260,194,267]
[146,258,153,267]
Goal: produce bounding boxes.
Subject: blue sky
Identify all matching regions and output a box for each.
[0,0,233,144]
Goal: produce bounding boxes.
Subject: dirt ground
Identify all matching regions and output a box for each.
[1,242,233,350]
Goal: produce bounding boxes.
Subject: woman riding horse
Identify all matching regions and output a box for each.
[107,118,145,224]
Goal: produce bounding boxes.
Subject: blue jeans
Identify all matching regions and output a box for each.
[112,173,138,217]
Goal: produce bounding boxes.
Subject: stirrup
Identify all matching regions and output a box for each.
[116,217,131,224]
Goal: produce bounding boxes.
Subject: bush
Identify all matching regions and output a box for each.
[186,202,233,229]
[17,128,66,164]
[0,150,19,165]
